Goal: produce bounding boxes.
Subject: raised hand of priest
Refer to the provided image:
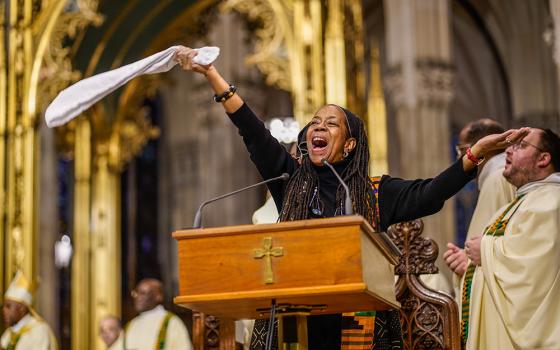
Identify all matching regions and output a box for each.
[465,236,482,266]
[443,242,469,275]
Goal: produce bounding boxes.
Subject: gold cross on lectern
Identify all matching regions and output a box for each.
[253,237,284,284]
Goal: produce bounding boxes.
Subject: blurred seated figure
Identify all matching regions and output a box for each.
[1,271,58,350]
[99,315,123,350]
[125,278,192,350]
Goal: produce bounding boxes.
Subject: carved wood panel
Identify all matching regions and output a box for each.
[193,312,236,350]
[388,220,461,350]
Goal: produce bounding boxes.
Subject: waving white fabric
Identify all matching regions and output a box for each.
[45,46,220,128]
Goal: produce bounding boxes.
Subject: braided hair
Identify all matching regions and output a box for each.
[278,106,378,230]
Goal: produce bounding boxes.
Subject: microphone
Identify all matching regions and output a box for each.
[192,173,290,228]
[321,158,353,215]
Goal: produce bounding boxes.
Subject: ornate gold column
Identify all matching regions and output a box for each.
[4,0,38,288]
[2,0,69,288]
[72,117,93,350]
[292,0,324,122]
[72,116,125,350]
[69,77,158,350]
[0,3,7,295]
[1,0,98,296]
[324,0,346,106]
[367,43,388,175]
[91,140,121,350]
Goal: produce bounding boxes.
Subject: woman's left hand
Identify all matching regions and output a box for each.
[471,127,530,158]
[175,46,212,75]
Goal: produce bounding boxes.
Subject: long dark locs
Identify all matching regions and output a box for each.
[278,118,378,230]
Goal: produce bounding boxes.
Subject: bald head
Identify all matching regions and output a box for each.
[132,278,164,313]
[460,118,505,146]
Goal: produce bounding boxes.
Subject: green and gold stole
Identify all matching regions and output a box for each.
[154,312,173,350]
[123,311,174,350]
[460,194,525,348]
[5,325,32,350]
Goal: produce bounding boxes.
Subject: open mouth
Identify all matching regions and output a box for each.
[311,136,328,152]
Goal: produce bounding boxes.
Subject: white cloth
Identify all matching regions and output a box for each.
[125,305,192,350]
[517,172,560,196]
[45,46,219,128]
[251,196,279,224]
[0,314,58,350]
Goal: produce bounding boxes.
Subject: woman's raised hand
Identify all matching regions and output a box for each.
[471,127,531,157]
[175,46,212,75]
[174,45,243,113]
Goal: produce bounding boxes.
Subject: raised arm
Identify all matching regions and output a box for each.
[379,128,529,231]
[175,46,243,113]
[175,46,298,207]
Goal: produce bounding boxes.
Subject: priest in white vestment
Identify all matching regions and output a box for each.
[463,128,560,350]
[125,278,192,350]
[0,271,58,350]
[444,119,516,304]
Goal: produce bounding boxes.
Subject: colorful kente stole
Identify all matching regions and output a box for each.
[460,194,525,348]
[340,177,383,350]
[5,325,32,350]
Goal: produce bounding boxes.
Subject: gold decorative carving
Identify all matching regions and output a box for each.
[111,76,162,171]
[253,237,284,284]
[146,1,220,55]
[39,0,103,158]
[0,6,6,294]
[38,0,103,111]
[221,0,292,91]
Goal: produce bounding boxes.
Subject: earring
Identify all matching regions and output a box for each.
[343,151,349,158]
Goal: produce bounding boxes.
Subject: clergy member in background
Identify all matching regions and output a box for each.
[99,315,123,350]
[443,119,515,303]
[462,128,560,349]
[125,278,192,350]
[0,271,58,350]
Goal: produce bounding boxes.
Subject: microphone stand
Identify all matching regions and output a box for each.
[192,173,290,228]
[321,159,353,215]
[264,299,277,350]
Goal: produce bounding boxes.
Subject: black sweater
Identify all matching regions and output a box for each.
[227,103,476,231]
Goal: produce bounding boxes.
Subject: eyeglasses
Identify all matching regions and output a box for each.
[455,143,471,159]
[510,139,545,152]
[131,288,153,298]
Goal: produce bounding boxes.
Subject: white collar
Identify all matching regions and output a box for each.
[478,153,506,188]
[139,304,165,317]
[517,172,560,196]
[10,313,33,332]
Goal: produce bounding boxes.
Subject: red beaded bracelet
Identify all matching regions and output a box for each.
[466,147,484,165]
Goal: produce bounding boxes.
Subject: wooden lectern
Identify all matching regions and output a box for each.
[173,215,401,348]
